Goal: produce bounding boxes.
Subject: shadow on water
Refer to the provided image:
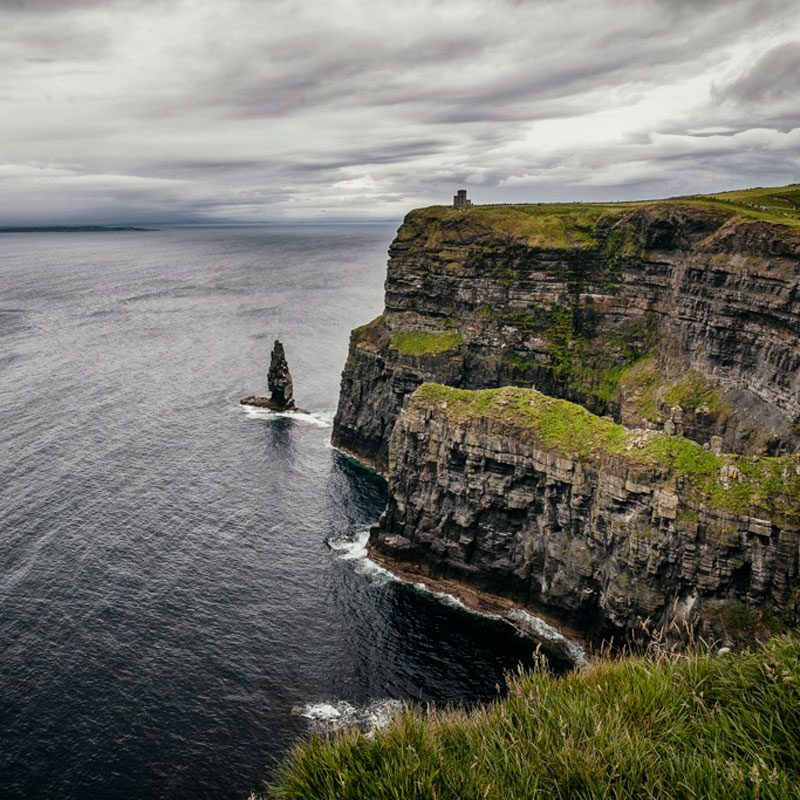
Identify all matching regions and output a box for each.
[326,450,387,533]
[322,449,543,707]
[262,415,295,457]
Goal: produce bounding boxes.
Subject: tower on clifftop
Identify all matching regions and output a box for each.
[453,189,472,208]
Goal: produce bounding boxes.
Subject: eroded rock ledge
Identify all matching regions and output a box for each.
[373,384,800,643]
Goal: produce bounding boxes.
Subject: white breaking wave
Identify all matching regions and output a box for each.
[329,531,586,667]
[239,404,330,427]
[327,530,398,582]
[331,533,498,617]
[411,581,478,613]
[507,609,587,666]
[293,699,403,737]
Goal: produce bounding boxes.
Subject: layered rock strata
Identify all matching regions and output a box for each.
[333,202,800,469]
[373,384,800,642]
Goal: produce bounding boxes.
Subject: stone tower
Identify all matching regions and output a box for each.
[453,189,472,208]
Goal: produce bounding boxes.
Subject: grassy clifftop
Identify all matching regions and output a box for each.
[403,183,800,248]
[411,383,800,518]
[697,184,800,226]
[268,637,800,800]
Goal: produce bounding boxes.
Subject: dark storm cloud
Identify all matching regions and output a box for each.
[710,39,800,133]
[716,41,800,103]
[0,0,798,224]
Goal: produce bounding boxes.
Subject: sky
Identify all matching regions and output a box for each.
[1,0,799,224]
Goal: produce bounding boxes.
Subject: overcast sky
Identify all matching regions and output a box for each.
[1,0,799,224]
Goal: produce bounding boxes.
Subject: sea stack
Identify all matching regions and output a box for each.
[241,339,308,412]
[267,339,294,409]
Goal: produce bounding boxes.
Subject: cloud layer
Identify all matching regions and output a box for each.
[1,0,799,223]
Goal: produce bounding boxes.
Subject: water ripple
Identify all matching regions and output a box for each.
[0,227,541,800]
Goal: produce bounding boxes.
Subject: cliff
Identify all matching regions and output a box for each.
[373,384,800,642]
[333,185,800,642]
[333,187,800,469]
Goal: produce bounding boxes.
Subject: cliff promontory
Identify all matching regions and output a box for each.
[333,187,800,469]
[333,185,800,642]
[374,384,800,642]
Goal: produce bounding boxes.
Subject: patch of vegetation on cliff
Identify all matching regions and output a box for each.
[412,384,800,516]
[411,185,800,250]
[267,637,800,800]
[390,329,463,356]
[618,360,734,424]
[414,203,637,250]
[483,299,659,411]
[599,221,647,287]
[351,315,387,348]
[544,310,659,410]
[618,357,666,422]
[662,370,732,415]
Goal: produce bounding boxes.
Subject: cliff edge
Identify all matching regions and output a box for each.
[333,187,800,469]
[333,185,800,642]
[373,384,800,642]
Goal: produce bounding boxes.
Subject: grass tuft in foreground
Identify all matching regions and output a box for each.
[267,637,800,799]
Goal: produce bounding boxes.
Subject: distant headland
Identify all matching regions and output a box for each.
[0,225,158,233]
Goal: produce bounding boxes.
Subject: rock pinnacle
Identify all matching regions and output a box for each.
[267,339,294,409]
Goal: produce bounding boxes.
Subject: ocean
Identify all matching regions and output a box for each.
[0,226,537,799]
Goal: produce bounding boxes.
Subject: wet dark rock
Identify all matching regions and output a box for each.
[333,205,800,469]
[242,339,309,413]
[373,391,800,645]
[332,200,800,645]
[267,340,294,409]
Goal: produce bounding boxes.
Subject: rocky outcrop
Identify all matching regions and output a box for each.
[333,191,800,644]
[242,339,306,412]
[333,202,800,469]
[267,340,294,409]
[373,384,800,643]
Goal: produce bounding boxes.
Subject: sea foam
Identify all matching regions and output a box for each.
[326,529,398,582]
[330,530,587,666]
[293,699,403,737]
[239,404,331,427]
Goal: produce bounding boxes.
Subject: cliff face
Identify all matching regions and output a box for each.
[373,385,800,642]
[333,189,800,642]
[333,201,800,469]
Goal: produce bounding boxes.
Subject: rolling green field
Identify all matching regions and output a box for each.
[696,184,800,226]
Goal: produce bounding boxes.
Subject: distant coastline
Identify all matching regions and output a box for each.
[0,225,158,233]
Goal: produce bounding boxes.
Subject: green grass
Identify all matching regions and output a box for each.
[618,360,735,424]
[351,315,387,347]
[663,371,733,414]
[695,185,800,228]
[411,383,800,516]
[268,637,800,800]
[410,202,634,249]
[409,184,800,250]
[390,329,463,356]
[619,358,667,422]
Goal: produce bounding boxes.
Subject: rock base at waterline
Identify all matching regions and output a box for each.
[240,395,310,414]
[367,542,587,669]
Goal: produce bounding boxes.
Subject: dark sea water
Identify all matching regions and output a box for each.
[0,227,537,800]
